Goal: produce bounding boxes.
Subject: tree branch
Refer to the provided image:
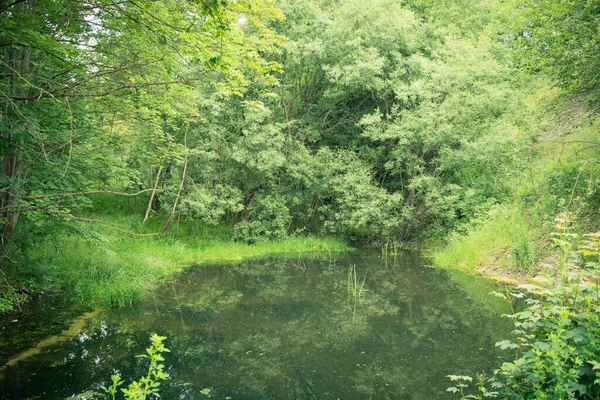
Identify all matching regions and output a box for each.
[9,79,195,100]
[15,189,158,200]
[46,211,159,237]
[0,0,27,14]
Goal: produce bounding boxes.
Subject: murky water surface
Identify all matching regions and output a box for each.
[0,253,512,399]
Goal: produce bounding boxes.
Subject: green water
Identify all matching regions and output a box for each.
[0,253,512,399]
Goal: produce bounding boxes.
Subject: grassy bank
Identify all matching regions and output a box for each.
[432,86,600,277]
[16,215,349,308]
[432,204,538,274]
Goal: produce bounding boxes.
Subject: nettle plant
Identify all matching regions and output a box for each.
[449,214,600,399]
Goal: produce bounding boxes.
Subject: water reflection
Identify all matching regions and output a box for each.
[0,253,511,399]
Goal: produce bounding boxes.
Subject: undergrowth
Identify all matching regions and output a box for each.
[11,215,348,308]
[433,204,539,274]
[432,88,600,277]
[448,214,600,399]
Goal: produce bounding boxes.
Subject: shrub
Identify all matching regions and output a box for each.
[102,334,170,400]
[449,214,600,399]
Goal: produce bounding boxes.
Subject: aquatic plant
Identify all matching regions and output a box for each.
[447,374,497,399]
[347,264,367,321]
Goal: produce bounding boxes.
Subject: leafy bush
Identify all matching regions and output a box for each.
[285,148,406,241]
[234,193,291,243]
[102,334,170,400]
[449,215,600,399]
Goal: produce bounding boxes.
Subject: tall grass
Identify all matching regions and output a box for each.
[432,204,537,273]
[26,216,349,307]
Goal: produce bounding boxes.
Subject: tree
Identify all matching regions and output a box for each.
[506,0,600,93]
[0,0,283,243]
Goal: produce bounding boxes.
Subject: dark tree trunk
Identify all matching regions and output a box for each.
[0,1,33,239]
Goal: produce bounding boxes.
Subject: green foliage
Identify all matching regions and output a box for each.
[359,35,523,231]
[447,374,498,399]
[544,161,600,228]
[451,218,600,399]
[285,148,405,240]
[511,233,537,273]
[101,334,170,400]
[433,82,600,276]
[492,228,600,398]
[504,0,600,94]
[3,0,599,320]
[24,214,348,307]
[1,0,547,253]
[0,0,284,245]
[234,193,291,243]
[433,204,538,273]
[271,0,527,241]
[0,285,27,313]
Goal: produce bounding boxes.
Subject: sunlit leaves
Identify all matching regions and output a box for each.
[482,227,600,399]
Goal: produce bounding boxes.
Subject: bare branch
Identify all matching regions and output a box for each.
[49,212,159,237]
[0,59,59,102]
[15,189,158,200]
[143,165,164,224]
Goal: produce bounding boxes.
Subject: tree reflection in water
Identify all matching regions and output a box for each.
[0,253,511,400]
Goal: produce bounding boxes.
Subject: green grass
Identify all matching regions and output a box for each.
[25,215,349,307]
[431,204,536,273]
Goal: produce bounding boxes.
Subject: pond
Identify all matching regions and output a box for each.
[0,252,512,399]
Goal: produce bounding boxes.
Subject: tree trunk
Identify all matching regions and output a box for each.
[163,126,188,234]
[143,165,163,224]
[1,1,33,240]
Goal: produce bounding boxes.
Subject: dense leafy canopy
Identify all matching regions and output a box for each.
[0,0,282,241]
[0,0,597,246]
[505,0,600,93]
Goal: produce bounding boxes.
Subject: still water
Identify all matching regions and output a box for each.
[0,253,512,399]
